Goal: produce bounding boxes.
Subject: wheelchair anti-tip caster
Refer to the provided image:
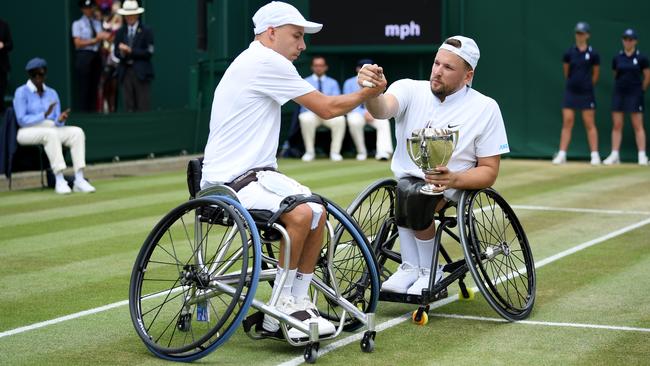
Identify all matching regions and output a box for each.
[459,285,475,301]
[304,342,320,364]
[360,331,376,353]
[411,305,430,325]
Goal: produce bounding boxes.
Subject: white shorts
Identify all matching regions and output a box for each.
[237,171,323,229]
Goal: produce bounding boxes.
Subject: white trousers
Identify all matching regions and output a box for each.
[298,111,346,155]
[16,120,86,174]
[346,112,393,156]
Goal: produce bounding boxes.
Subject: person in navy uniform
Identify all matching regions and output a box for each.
[552,22,601,165]
[603,28,650,165]
[72,0,111,112]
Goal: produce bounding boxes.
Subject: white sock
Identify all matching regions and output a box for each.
[557,150,566,157]
[74,169,85,182]
[270,267,296,301]
[291,272,314,300]
[415,237,435,271]
[55,172,66,184]
[591,151,600,158]
[397,226,418,268]
[610,150,619,157]
[639,151,647,158]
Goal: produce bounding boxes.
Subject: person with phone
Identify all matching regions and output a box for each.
[13,57,96,194]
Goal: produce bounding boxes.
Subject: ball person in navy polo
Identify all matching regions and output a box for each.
[603,28,650,165]
[552,22,601,165]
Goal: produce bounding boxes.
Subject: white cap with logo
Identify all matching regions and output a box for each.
[253,1,323,35]
[438,35,480,70]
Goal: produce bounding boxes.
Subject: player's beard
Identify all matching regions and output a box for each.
[430,77,452,99]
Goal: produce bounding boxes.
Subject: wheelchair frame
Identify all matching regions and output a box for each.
[347,178,536,323]
[128,162,379,363]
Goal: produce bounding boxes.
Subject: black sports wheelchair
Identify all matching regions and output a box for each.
[346,178,536,325]
[128,158,379,363]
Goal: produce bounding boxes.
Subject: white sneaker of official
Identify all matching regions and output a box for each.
[55,180,72,195]
[603,153,620,165]
[381,262,419,293]
[73,178,96,193]
[552,153,566,165]
[638,154,648,166]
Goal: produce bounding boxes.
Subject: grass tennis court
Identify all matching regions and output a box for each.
[1,158,649,365]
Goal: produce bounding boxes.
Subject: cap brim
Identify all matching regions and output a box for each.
[293,20,323,34]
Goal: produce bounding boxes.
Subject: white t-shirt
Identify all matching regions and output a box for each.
[201,41,315,185]
[387,79,510,202]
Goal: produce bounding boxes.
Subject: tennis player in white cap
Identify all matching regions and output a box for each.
[359,36,510,296]
[200,1,385,339]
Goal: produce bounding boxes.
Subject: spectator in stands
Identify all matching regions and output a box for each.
[113,0,154,112]
[12,58,96,194]
[603,28,650,165]
[72,0,111,112]
[552,22,601,165]
[0,18,12,114]
[298,56,346,161]
[99,1,122,113]
[344,58,394,161]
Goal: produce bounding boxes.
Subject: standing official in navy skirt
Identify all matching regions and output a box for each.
[553,22,601,165]
[603,28,650,165]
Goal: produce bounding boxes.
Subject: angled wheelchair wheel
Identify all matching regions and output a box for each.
[313,198,380,331]
[458,188,536,321]
[346,178,399,282]
[129,196,261,361]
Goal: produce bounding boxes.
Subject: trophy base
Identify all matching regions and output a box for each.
[419,185,443,196]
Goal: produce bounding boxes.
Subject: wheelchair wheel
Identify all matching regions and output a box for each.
[314,198,380,331]
[129,196,261,361]
[458,188,536,321]
[346,178,398,282]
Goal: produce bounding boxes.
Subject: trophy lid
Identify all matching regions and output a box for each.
[411,127,454,137]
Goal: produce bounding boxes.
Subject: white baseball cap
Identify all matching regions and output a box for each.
[253,1,323,35]
[438,35,480,70]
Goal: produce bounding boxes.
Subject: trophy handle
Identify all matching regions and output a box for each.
[451,130,459,151]
[406,136,420,162]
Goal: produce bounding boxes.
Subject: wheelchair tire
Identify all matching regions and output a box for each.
[314,198,380,331]
[129,196,261,361]
[346,178,399,283]
[458,188,536,321]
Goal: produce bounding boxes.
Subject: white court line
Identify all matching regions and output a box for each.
[275,216,650,366]
[0,300,128,339]
[430,313,650,333]
[1,209,649,344]
[511,204,650,216]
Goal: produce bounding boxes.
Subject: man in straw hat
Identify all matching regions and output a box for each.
[200,1,385,339]
[359,36,510,296]
[113,0,154,111]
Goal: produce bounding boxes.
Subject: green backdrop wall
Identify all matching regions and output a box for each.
[2,0,650,166]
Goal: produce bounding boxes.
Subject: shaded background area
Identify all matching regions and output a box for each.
[1,0,649,165]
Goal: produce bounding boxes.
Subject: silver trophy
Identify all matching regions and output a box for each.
[407,127,459,195]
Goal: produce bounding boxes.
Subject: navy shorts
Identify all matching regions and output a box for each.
[611,90,645,113]
[563,90,596,109]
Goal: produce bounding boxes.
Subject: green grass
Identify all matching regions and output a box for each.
[1,158,649,365]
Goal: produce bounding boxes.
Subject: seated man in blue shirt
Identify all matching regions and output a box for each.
[298,56,347,161]
[13,57,96,194]
[344,58,394,161]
